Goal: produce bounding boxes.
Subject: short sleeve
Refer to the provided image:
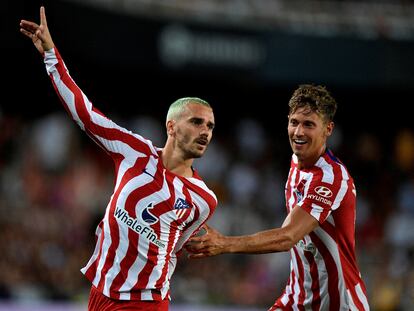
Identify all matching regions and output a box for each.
[298,176,341,224]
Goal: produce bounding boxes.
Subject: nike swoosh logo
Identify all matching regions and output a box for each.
[142,168,155,178]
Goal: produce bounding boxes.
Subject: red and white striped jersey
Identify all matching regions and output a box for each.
[270,150,369,311]
[44,48,217,301]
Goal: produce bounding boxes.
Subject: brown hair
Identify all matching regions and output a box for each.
[288,84,337,122]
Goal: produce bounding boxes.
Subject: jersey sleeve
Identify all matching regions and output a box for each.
[298,169,349,224]
[43,47,158,158]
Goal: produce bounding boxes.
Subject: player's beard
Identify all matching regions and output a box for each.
[182,141,205,159]
[177,134,207,159]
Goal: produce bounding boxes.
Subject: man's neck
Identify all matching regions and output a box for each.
[161,145,194,177]
[297,146,326,170]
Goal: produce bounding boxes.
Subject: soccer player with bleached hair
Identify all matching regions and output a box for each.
[20,7,217,310]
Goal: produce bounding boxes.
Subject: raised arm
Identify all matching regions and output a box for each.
[20,6,157,159]
[20,6,54,54]
[186,205,319,258]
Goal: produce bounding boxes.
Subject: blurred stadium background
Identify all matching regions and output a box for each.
[3,0,414,310]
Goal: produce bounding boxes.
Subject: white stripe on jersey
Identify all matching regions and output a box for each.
[300,236,315,307]
[173,189,211,252]
[326,214,335,226]
[313,226,349,309]
[118,239,149,299]
[356,282,370,310]
[348,288,358,310]
[46,48,218,301]
[141,172,174,290]
[94,203,113,293]
[288,169,298,211]
[315,249,330,310]
[80,223,103,276]
[46,49,159,157]
[116,166,168,296]
[309,203,324,221]
[44,49,60,71]
[293,256,301,310]
[279,254,295,306]
[187,177,217,201]
[172,178,186,219]
[134,170,171,218]
[292,154,298,164]
[316,157,334,184]
[104,139,146,185]
[146,218,171,290]
[49,68,82,128]
[331,165,349,211]
[281,152,369,310]
[302,171,312,195]
[102,172,155,295]
[167,253,178,296]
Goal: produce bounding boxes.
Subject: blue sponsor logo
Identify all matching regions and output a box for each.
[141,202,158,224]
[295,189,303,202]
[174,198,191,210]
[114,206,165,248]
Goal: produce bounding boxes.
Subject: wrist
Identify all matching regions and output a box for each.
[226,236,241,254]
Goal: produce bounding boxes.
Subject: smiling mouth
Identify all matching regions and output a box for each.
[293,139,307,145]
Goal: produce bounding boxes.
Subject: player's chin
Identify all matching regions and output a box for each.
[292,145,306,156]
[192,148,206,158]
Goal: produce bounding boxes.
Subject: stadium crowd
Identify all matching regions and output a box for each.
[0,109,413,310]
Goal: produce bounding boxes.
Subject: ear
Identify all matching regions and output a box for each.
[326,121,334,137]
[166,120,175,136]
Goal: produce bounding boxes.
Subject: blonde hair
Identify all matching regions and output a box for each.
[166,97,211,122]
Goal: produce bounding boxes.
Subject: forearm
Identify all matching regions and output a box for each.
[44,47,100,131]
[225,228,295,254]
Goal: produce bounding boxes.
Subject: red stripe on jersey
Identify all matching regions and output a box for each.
[181,184,198,223]
[108,157,153,296]
[300,154,344,223]
[293,248,306,311]
[310,233,341,310]
[278,151,369,310]
[51,49,154,156]
[328,155,346,208]
[110,230,140,300]
[135,241,159,289]
[285,166,301,213]
[46,48,218,301]
[180,191,201,237]
[52,51,95,130]
[319,219,337,242]
[84,221,105,282]
[147,168,176,218]
[83,156,141,291]
[124,161,163,217]
[98,158,151,295]
[303,248,321,310]
[108,158,161,294]
[348,283,367,310]
[285,269,296,308]
[153,174,177,291]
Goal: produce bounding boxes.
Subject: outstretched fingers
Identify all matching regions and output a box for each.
[40,6,47,26]
[20,20,39,33]
[20,28,34,39]
[20,6,54,53]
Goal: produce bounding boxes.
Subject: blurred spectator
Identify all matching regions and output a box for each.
[1,110,414,308]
